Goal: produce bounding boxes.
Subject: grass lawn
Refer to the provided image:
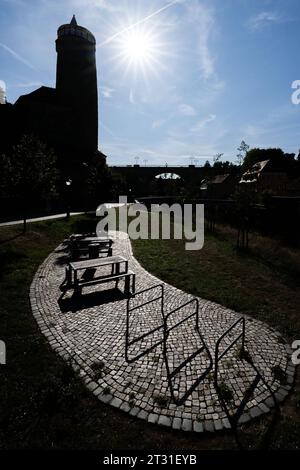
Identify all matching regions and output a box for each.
[133,225,300,340]
[0,214,299,449]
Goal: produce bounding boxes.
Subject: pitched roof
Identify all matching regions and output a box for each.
[210,174,231,184]
[15,86,57,106]
[251,159,270,172]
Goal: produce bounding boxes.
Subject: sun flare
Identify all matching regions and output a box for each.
[107,18,171,82]
[122,29,157,65]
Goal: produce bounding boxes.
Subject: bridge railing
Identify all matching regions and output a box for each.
[110,165,203,168]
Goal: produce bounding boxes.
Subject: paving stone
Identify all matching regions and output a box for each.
[148,413,159,424]
[193,421,204,433]
[158,415,172,427]
[239,413,251,424]
[172,417,182,430]
[120,402,131,412]
[110,397,122,409]
[265,397,276,408]
[287,375,294,385]
[129,407,139,417]
[258,403,270,414]
[222,418,231,429]
[214,419,223,431]
[86,381,98,392]
[249,406,262,419]
[182,419,192,432]
[204,420,215,433]
[99,393,113,404]
[137,410,148,420]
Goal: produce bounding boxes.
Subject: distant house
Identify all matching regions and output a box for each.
[240,159,288,195]
[287,177,300,197]
[200,174,236,199]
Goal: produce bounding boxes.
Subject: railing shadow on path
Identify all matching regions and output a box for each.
[125,283,279,446]
[214,317,278,448]
[125,284,213,405]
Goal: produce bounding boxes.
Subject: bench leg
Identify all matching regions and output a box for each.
[73,271,81,296]
[124,275,130,294]
[66,266,72,286]
[60,266,72,291]
[74,284,82,297]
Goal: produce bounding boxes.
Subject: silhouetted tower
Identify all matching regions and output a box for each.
[56,15,98,158]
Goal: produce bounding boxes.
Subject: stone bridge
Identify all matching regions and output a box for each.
[110,165,209,196]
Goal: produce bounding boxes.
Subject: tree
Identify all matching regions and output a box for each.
[82,152,127,207]
[0,134,59,232]
[213,153,223,165]
[236,140,249,166]
[243,147,298,175]
[213,160,239,173]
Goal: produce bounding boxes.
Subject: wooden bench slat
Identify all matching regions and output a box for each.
[74,271,136,296]
[70,255,127,270]
[77,270,135,286]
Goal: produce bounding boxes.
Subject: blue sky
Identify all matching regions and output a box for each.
[1,0,300,165]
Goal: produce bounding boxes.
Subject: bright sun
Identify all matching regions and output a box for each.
[108,22,168,81]
[122,29,156,65]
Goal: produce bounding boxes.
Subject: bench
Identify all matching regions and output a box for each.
[70,238,113,260]
[73,270,136,296]
[60,255,135,297]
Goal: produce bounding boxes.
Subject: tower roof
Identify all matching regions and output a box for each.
[57,16,96,44]
[70,15,77,26]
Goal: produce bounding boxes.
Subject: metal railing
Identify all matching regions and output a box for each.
[125,284,164,363]
[214,317,245,386]
[125,287,277,417]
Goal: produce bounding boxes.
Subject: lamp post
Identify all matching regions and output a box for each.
[82,161,98,212]
[65,178,72,218]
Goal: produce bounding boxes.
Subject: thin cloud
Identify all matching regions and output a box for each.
[241,105,300,145]
[152,119,166,129]
[190,114,216,132]
[100,86,115,98]
[90,0,119,11]
[0,42,36,70]
[184,2,216,80]
[99,120,117,138]
[129,89,135,104]
[0,0,26,5]
[248,11,283,31]
[179,103,197,116]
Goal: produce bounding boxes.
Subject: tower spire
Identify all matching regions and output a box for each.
[70,15,77,26]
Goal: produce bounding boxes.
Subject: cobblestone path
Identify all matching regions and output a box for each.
[30,232,295,433]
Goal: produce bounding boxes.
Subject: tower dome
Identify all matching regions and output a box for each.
[57,15,96,44]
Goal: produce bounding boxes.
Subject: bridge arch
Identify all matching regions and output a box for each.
[155,172,182,180]
[110,165,207,195]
